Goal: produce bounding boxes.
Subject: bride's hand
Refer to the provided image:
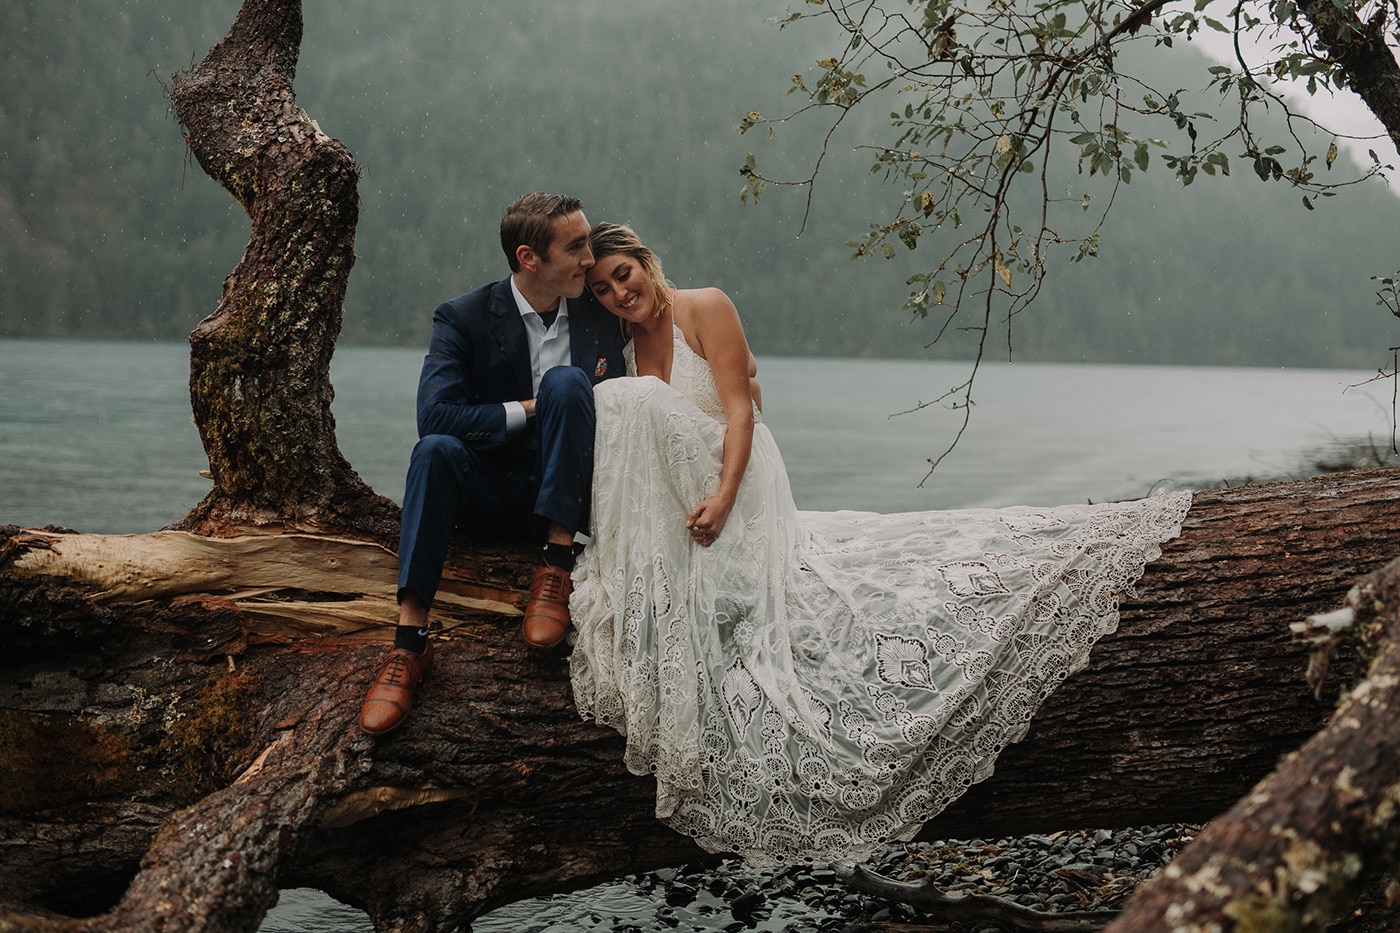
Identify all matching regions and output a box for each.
[687,496,733,547]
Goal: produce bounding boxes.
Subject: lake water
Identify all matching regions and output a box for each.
[0,337,1392,931]
[1,339,1390,533]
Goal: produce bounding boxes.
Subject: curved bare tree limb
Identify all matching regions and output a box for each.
[168,0,396,539]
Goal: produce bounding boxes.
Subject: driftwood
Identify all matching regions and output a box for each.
[837,862,1120,931]
[4,466,1400,931]
[3,0,1400,929]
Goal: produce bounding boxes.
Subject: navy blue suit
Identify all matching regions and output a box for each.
[398,277,626,607]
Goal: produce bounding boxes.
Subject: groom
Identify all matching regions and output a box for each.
[359,192,626,736]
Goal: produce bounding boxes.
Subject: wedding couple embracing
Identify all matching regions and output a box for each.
[357,191,1192,864]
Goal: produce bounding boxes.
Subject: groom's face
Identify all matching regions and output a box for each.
[534,210,595,300]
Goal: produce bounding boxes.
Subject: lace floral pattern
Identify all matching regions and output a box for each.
[570,329,1191,864]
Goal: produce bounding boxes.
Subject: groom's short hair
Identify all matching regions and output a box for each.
[501,192,583,272]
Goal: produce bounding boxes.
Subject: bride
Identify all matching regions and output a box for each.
[568,222,1192,865]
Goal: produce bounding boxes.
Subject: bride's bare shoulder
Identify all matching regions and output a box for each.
[675,287,739,316]
[674,289,742,347]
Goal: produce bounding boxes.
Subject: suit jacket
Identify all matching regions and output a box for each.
[414,277,626,458]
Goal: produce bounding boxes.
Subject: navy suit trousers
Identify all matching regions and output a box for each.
[397,366,596,607]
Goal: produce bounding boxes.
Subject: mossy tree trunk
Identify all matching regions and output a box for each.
[167,0,396,539]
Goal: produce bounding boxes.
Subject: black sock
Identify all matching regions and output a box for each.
[542,541,575,571]
[393,624,430,654]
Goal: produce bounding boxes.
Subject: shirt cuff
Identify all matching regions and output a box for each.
[503,401,527,435]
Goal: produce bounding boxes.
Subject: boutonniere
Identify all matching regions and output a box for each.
[594,357,608,378]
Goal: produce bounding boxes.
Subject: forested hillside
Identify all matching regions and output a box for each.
[1,0,1396,366]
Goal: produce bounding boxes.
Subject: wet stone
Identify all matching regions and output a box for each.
[480,823,1204,933]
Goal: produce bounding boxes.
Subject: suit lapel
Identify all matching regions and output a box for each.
[567,296,600,376]
[487,278,533,398]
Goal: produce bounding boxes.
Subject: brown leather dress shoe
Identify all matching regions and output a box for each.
[359,643,434,735]
[522,564,573,648]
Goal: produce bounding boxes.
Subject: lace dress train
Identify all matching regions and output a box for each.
[570,330,1191,864]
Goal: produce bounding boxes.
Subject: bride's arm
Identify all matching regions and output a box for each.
[747,348,762,412]
[684,288,756,547]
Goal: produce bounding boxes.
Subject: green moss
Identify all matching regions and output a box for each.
[0,710,140,816]
[1223,896,1305,932]
[158,668,260,804]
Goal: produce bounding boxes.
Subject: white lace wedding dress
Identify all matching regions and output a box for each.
[570,328,1191,864]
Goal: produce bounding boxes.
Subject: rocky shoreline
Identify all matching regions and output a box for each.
[469,821,1400,932]
[267,818,1396,931]
[624,824,1198,932]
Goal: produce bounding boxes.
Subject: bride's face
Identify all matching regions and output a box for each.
[587,254,655,323]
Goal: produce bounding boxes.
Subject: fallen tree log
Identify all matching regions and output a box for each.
[3,465,1399,931]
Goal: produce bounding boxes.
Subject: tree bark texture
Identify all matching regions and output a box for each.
[1297,0,1400,155]
[1106,551,1400,932]
[3,467,1400,931]
[167,0,396,538]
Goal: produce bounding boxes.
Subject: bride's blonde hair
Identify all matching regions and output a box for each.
[588,222,674,321]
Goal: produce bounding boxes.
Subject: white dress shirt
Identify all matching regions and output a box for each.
[502,275,572,435]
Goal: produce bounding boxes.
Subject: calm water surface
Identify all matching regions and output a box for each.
[1,339,1388,532]
[0,338,1391,931]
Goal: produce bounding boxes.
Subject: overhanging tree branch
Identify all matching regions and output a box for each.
[739,0,1393,469]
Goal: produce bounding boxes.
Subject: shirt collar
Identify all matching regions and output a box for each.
[509,276,569,322]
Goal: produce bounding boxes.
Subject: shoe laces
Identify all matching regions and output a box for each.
[378,653,415,686]
[533,567,568,601]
